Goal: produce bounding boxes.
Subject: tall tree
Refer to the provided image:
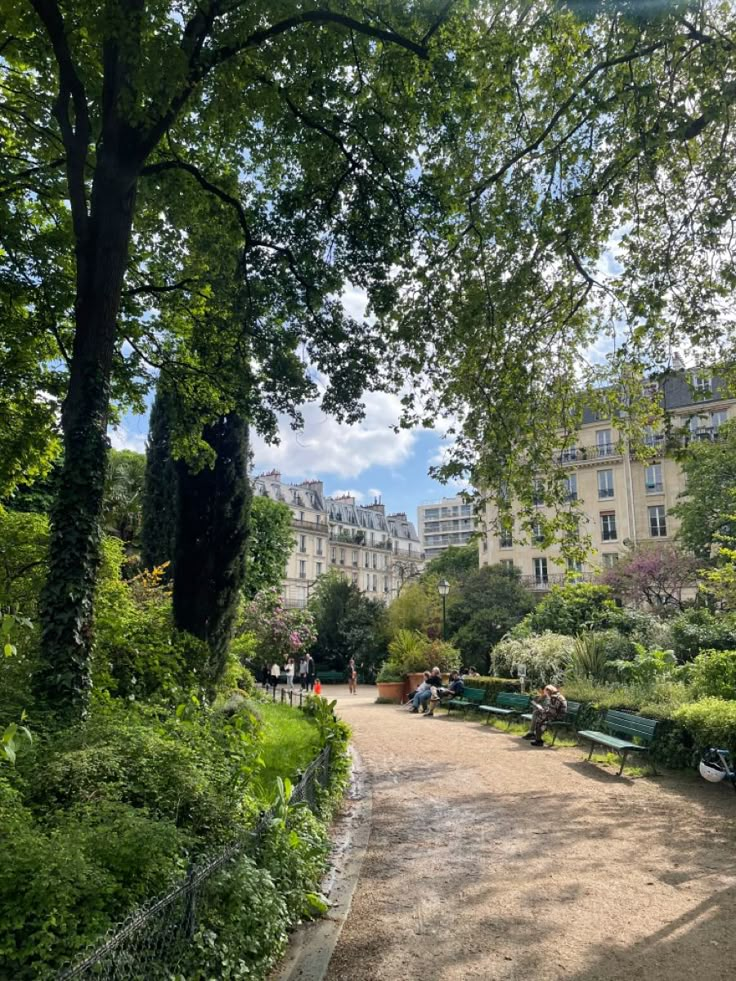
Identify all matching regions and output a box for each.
[141,386,177,572]
[1,1,449,719]
[173,412,250,682]
[672,421,736,559]
[245,496,295,600]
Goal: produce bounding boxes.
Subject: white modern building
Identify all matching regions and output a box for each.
[252,472,424,607]
[417,495,477,562]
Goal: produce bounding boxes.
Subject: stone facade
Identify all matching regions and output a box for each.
[252,472,423,607]
[478,371,736,591]
[417,495,476,561]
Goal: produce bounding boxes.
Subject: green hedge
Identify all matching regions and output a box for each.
[462,676,521,701]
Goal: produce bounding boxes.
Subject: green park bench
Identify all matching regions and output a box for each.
[520,700,582,745]
[445,687,486,717]
[577,709,658,775]
[315,670,345,684]
[477,692,531,726]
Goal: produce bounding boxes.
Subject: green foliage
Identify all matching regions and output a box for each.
[670,609,736,662]
[176,857,288,981]
[491,632,575,687]
[452,676,521,702]
[245,497,295,600]
[254,703,321,803]
[0,506,49,616]
[445,564,534,669]
[141,385,177,573]
[607,646,678,686]
[241,588,316,668]
[259,804,329,922]
[690,649,736,700]
[388,578,442,638]
[672,421,736,558]
[309,572,388,677]
[376,664,404,683]
[516,583,617,637]
[173,414,251,684]
[384,630,460,675]
[102,450,146,547]
[673,698,736,758]
[568,633,609,681]
[423,543,479,580]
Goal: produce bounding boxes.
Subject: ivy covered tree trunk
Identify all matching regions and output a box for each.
[141,385,177,573]
[173,413,251,683]
[34,164,139,722]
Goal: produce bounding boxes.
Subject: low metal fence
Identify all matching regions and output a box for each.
[56,745,332,980]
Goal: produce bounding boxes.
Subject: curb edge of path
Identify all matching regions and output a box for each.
[274,745,372,981]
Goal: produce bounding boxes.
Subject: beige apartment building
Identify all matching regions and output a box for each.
[252,472,423,607]
[479,371,736,589]
[417,495,476,561]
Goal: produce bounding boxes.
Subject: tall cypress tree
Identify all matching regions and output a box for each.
[141,386,177,573]
[173,413,251,683]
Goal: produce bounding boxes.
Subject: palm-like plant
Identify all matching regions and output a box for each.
[569,632,609,681]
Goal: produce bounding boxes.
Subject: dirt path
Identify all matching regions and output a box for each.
[324,686,736,981]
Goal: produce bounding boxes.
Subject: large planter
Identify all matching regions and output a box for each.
[376,681,404,703]
[407,672,426,694]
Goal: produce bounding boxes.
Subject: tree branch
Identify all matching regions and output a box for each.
[123,277,198,298]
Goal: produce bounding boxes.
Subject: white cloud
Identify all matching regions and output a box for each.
[109,424,147,454]
[251,389,416,479]
[367,487,383,499]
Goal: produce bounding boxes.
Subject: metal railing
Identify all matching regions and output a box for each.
[57,742,332,980]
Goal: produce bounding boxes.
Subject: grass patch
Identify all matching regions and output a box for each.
[253,702,321,803]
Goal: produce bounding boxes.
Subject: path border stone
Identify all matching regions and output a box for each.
[274,745,372,981]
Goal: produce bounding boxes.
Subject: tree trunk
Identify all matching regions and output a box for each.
[173,413,251,685]
[35,159,138,722]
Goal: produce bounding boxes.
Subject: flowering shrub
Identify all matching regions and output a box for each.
[241,588,316,666]
[491,632,575,686]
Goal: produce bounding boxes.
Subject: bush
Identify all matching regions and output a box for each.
[568,633,609,681]
[690,648,736,700]
[607,646,678,686]
[491,632,575,686]
[671,609,736,662]
[177,857,288,980]
[674,698,736,758]
[518,582,617,636]
[593,628,638,662]
[385,630,460,675]
[457,676,521,701]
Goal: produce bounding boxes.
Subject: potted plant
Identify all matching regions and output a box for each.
[376,661,405,703]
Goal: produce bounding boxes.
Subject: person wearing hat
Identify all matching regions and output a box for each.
[524,684,567,746]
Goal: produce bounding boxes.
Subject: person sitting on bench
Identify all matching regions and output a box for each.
[524,685,567,746]
[425,671,465,717]
[409,668,442,713]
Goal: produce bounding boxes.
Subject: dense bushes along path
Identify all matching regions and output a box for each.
[324,687,736,981]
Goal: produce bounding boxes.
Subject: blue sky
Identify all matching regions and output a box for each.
[110,397,463,530]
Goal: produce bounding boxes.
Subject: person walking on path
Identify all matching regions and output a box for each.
[524,685,567,745]
[270,662,281,696]
[306,653,316,691]
[348,657,358,694]
[299,654,309,690]
[285,658,295,693]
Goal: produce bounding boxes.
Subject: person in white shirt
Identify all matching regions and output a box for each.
[285,658,295,691]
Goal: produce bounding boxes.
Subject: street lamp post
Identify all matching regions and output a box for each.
[437,579,450,640]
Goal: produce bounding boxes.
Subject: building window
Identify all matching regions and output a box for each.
[645,464,663,494]
[596,429,613,457]
[352,571,358,584]
[532,478,544,506]
[602,553,619,568]
[565,474,577,501]
[566,558,582,574]
[533,557,548,584]
[560,446,578,462]
[600,512,617,541]
[316,562,322,576]
[499,524,513,549]
[352,550,358,566]
[692,371,712,395]
[331,546,336,563]
[644,426,663,447]
[339,548,345,565]
[364,553,370,568]
[299,511,305,521]
[372,553,377,569]
[597,469,614,499]
[712,410,728,431]
[649,505,667,537]
[373,574,377,592]
[298,560,306,579]
[384,576,389,593]
[316,539,323,556]
[299,535,307,553]
[500,559,514,571]
[532,520,544,544]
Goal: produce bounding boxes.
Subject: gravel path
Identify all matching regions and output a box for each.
[324,686,736,981]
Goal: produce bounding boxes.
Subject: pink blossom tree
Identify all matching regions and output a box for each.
[601,544,699,612]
